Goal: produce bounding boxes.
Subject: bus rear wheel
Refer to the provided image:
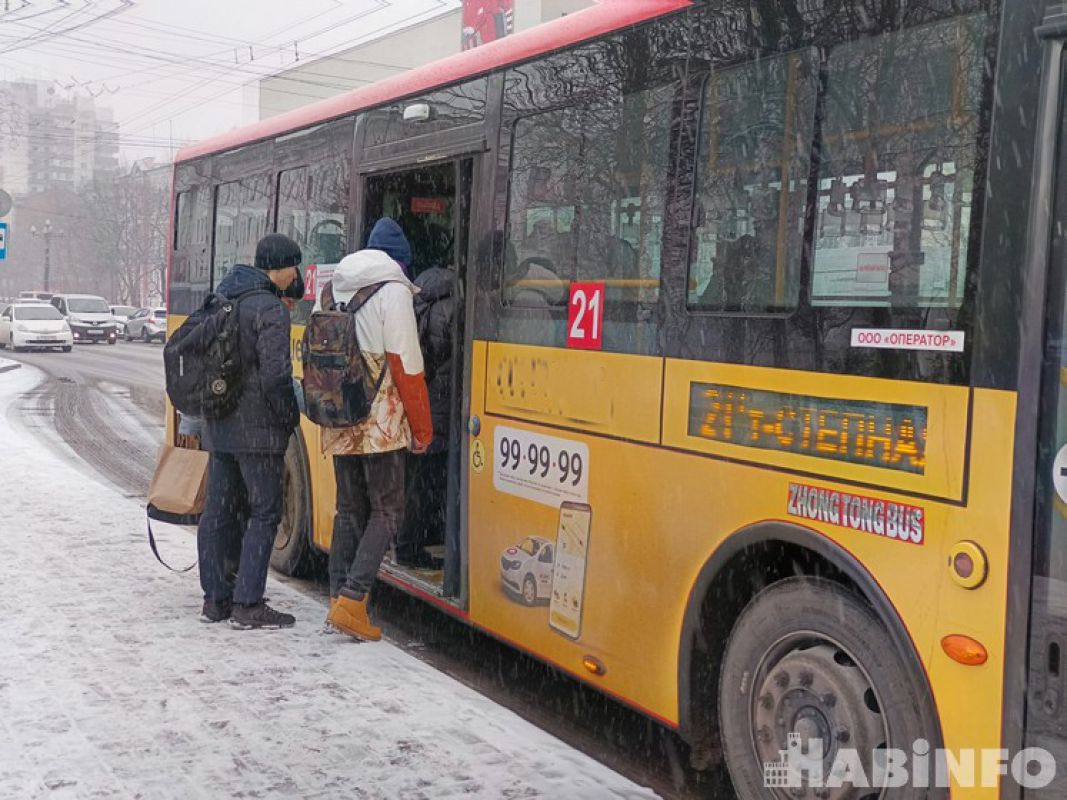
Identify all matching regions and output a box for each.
[718,577,943,800]
[270,436,314,577]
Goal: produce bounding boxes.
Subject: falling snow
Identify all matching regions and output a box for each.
[0,361,659,800]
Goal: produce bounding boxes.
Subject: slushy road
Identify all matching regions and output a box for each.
[2,340,164,498]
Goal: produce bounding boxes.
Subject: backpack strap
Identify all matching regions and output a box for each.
[321,280,337,312]
[233,289,276,306]
[339,281,389,313]
[339,281,392,404]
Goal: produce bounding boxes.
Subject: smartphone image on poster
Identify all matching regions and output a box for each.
[549,502,592,640]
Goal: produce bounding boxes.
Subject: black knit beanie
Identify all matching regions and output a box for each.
[254,234,302,270]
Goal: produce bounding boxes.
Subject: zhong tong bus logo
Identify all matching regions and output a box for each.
[762,734,1057,791]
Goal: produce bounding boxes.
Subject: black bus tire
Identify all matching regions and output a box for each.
[270,437,314,577]
[718,577,944,800]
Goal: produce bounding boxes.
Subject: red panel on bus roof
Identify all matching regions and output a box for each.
[175,0,691,163]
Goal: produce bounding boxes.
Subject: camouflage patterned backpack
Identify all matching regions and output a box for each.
[300,280,388,428]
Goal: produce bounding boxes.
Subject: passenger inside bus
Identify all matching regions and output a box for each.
[363,162,468,589]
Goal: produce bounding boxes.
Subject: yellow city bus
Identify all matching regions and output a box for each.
[166,1,1067,796]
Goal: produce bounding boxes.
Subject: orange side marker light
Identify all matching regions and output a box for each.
[582,656,606,676]
[941,635,988,666]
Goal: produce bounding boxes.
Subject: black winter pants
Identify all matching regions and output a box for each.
[328,450,406,598]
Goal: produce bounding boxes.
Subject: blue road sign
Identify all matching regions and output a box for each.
[0,222,7,261]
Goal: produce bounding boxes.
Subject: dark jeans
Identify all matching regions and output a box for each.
[397,451,447,559]
[198,451,285,606]
[328,450,405,597]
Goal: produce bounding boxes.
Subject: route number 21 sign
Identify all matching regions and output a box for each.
[567,282,604,350]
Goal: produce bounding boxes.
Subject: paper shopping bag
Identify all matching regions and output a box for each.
[147,443,209,525]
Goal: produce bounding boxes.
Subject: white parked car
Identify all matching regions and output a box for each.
[0,302,73,352]
[500,536,555,606]
[124,307,167,343]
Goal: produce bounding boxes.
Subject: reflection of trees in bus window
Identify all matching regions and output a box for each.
[175,192,189,250]
[171,181,213,315]
[687,49,818,313]
[364,80,488,148]
[308,162,348,266]
[275,161,348,323]
[503,85,673,354]
[276,162,349,268]
[212,181,239,288]
[811,15,987,309]
[276,167,309,254]
[212,175,270,289]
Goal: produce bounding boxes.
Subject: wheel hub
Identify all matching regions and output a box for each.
[752,643,887,800]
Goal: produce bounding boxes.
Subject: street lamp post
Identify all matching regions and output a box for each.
[30,219,58,292]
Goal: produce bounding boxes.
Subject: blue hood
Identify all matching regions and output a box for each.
[367,218,412,271]
[215,263,276,299]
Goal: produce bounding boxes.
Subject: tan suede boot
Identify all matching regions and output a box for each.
[326,594,382,641]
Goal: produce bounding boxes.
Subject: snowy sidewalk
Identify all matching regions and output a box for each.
[0,365,659,800]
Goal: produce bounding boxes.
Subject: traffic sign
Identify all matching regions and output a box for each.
[0,190,11,218]
[0,222,7,261]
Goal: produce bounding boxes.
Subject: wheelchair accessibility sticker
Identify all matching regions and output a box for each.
[471,439,486,474]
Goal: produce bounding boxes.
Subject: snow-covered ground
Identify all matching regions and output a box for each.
[0,364,659,800]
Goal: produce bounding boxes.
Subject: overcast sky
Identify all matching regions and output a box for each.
[0,0,462,164]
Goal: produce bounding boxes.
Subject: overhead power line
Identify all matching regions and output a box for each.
[0,0,461,155]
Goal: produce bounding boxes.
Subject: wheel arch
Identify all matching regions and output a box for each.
[676,520,943,753]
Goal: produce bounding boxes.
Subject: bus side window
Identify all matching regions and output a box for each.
[275,160,349,324]
[500,82,674,355]
[810,15,987,311]
[306,161,349,267]
[687,49,819,314]
[212,174,271,290]
[171,179,212,316]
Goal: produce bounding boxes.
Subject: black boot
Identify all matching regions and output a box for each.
[200,599,233,623]
[230,602,295,630]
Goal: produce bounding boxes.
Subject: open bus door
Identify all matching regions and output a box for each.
[358,156,475,605]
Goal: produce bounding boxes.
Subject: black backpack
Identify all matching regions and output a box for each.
[164,290,271,420]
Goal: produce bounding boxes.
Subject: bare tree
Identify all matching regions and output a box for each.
[78,168,169,306]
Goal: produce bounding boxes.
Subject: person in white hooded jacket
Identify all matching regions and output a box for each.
[319,219,433,641]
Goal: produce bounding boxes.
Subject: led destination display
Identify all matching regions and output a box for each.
[687,383,927,474]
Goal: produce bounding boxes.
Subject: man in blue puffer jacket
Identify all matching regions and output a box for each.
[198,234,302,630]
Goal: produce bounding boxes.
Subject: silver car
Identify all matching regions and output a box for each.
[124,307,167,343]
